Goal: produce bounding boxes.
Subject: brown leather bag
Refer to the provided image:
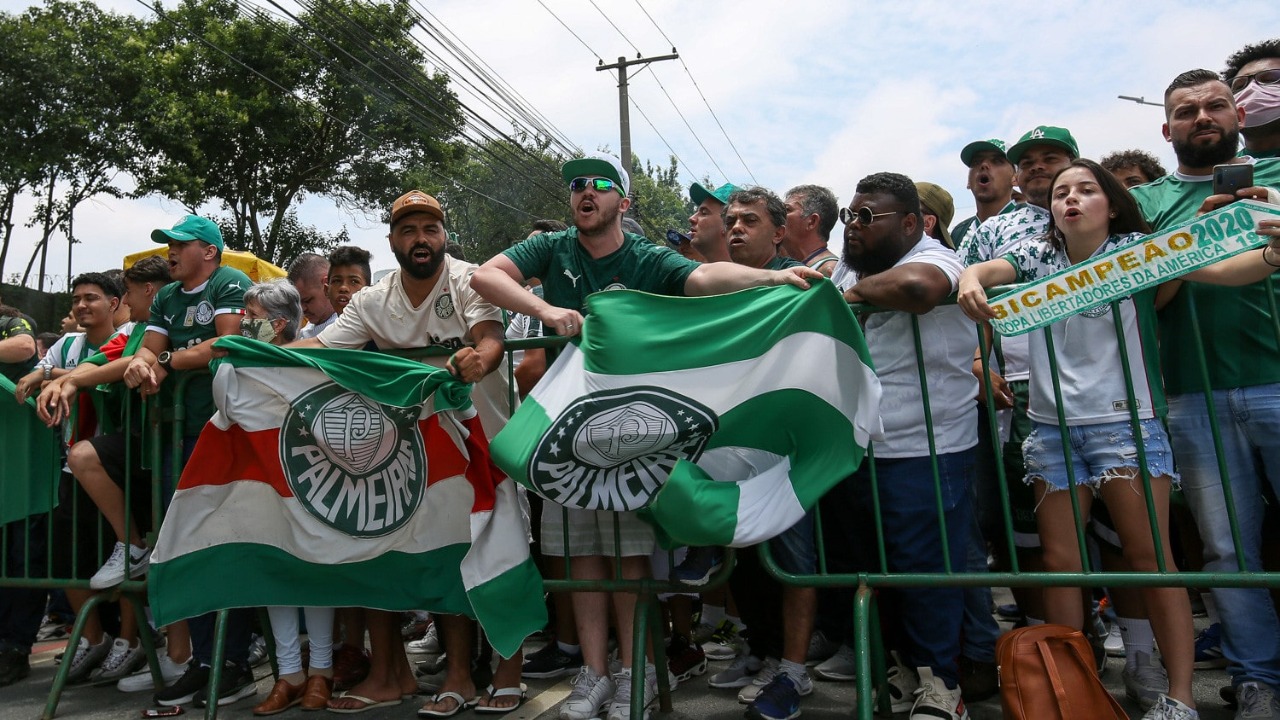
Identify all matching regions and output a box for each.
[996,624,1128,720]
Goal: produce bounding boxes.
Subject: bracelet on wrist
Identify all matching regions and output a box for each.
[1264,246,1280,269]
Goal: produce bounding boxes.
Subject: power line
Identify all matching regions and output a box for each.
[626,96,699,184]
[637,64,725,183]
[535,0,602,62]
[631,0,757,183]
[271,0,568,205]
[409,0,580,156]
[587,0,640,56]
[134,0,542,219]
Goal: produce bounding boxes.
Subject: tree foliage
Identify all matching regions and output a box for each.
[627,156,691,244]
[132,0,464,267]
[0,2,145,287]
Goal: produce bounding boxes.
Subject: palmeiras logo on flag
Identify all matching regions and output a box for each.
[527,386,717,512]
[279,382,426,538]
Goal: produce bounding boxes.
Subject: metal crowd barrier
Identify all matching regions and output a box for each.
[7,283,1277,720]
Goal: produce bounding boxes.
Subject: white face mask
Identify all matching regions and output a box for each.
[1236,79,1280,129]
[240,318,277,344]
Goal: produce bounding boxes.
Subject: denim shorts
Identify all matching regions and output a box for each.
[1021,418,1178,493]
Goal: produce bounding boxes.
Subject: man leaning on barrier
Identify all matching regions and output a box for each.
[1130,68,1280,720]
[829,172,977,720]
[471,152,819,720]
[122,214,256,708]
[289,189,522,714]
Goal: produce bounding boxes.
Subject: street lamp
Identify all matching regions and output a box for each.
[1118,95,1163,107]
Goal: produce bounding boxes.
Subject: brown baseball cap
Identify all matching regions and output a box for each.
[390,190,445,226]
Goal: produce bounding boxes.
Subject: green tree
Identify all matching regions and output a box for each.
[627,156,691,243]
[416,134,569,263]
[132,0,464,267]
[0,2,143,287]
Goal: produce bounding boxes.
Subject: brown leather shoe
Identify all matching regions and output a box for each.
[299,674,333,711]
[253,677,306,716]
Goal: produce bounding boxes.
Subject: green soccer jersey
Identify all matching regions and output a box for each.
[1131,158,1280,393]
[147,266,250,435]
[766,255,803,270]
[503,228,700,320]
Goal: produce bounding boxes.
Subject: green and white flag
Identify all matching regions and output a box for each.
[148,338,545,658]
[489,281,881,547]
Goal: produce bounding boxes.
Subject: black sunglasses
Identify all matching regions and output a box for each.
[839,206,903,226]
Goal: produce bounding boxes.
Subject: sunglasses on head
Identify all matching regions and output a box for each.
[1230,68,1280,94]
[570,177,623,195]
[839,206,903,226]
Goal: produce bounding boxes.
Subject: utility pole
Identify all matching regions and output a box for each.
[596,50,679,180]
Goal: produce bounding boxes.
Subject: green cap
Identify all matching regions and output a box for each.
[690,181,741,207]
[1007,126,1079,165]
[960,139,1009,167]
[561,153,629,196]
[150,214,224,251]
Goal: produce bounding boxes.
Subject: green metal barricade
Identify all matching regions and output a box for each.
[759,286,1280,719]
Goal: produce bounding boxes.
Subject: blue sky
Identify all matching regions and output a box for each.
[3,0,1277,282]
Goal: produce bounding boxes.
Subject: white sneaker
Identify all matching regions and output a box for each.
[885,663,920,714]
[1141,694,1199,720]
[89,542,150,590]
[560,666,616,720]
[91,638,146,681]
[909,666,968,720]
[738,658,780,703]
[67,634,114,682]
[407,623,441,654]
[607,665,657,720]
[709,654,764,689]
[116,653,190,692]
[814,644,857,682]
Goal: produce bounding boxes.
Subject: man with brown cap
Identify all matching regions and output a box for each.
[291,190,520,714]
[915,182,956,249]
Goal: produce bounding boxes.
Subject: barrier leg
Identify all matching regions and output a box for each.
[631,591,654,719]
[853,582,874,720]
[204,608,230,720]
[258,607,279,680]
[126,588,165,691]
[43,591,108,720]
[645,592,673,714]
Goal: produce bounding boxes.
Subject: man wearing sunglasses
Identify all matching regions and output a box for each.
[688,181,740,263]
[472,152,819,720]
[828,172,979,720]
[1130,69,1280,720]
[1224,39,1280,159]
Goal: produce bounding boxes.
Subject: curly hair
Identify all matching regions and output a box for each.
[1224,38,1280,82]
[1099,149,1167,183]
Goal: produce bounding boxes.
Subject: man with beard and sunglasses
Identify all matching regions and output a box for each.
[472,152,819,720]
[1131,69,1280,720]
[291,190,522,715]
[827,173,978,720]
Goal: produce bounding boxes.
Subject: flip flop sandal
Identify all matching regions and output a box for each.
[326,692,404,714]
[418,690,479,718]
[475,684,528,715]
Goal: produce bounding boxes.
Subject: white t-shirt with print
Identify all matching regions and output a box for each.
[317,256,514,439]
[833,237,979,459]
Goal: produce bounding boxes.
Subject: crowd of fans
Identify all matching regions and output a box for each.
[1,39,1280,720]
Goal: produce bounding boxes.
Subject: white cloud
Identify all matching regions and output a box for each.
[0,0,1277,281]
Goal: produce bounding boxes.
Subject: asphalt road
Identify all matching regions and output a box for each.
[1,598,1242,720]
